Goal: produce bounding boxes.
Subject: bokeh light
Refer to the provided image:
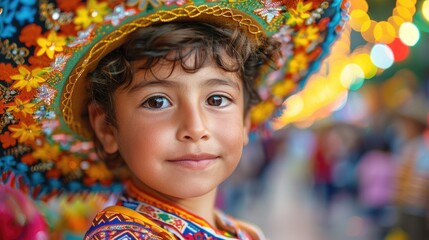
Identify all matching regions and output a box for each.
[340,64,365,91]
[388,38,410,62]
[423,0,429,21]
[370,44,394,69]
[352,53,377,79]
[399,22,420,46]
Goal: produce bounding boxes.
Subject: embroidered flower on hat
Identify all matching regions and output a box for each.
[254,0,286,23]
[164,0,188,6]
[36,31,67,59]
[7,99,36,117]
[73,0,110,29]
[8,122,42,143]
[104,4,137,26]
[286,1,313,26]
[10,66,45,92]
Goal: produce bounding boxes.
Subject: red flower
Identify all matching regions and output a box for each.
[22,153,37,165]
[60,23,78,36]
[15,88,37,102]
[13,111,37,126]
[28,54,52,68]
[46,169,61,179]
[19,24,43,47]
[0,63,19,83]
[307,46,322,61]
[318,17,330,31]
[57,0,81,11]
[0,131,17,148]
[0,100,8,114]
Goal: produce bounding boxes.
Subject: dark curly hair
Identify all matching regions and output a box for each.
[88,22,279,170]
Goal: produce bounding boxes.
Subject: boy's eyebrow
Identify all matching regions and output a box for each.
[128,79,178,92]
[128,78,241,92]
[203,78,241,92]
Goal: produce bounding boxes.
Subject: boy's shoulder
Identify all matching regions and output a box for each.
[84,205,175,240]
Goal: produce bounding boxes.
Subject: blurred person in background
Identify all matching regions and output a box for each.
[0,185,48,240]
[392,95,429,240]
[357,140,396,239]
[311,122,363,209]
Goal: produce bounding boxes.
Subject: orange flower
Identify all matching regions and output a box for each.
[0,131,17,148]
[32,142,61,162]
[0,63,19,83]
[19,24,43,47]
[9,122,42,143]
[57,155,81,175]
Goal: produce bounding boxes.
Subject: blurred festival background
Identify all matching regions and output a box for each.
[2,0,429,239]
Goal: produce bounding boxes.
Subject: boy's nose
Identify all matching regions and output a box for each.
[176,105,209,142]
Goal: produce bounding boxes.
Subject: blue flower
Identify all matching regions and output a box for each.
[68,181,83,192]
[0,0,18,38]
[19,0,36,5]
[31,172,45,185]
[15,5,36,24]
[0,155,16,171]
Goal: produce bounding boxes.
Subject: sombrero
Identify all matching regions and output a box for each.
[0,0,348,199]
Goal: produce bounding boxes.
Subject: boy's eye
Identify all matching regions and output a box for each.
[207,95,231,107]
[142,96,171,109]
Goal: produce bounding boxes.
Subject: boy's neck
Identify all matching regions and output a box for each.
[130,178,218,227]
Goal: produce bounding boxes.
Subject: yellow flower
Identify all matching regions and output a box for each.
[87,163,112,181]
[74,0,109,29]
[9,122,42,143]
[251,101,275,124]
[7,98,36,117]
[272,80,296,98]
[36,31,66,59]
[294,26,320,47]
[11,66,46,92]
[286,1,312,26]
[33,142,61,162]
[288,53,308,74]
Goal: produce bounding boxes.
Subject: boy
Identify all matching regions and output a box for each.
[0,0,347,239]
[84,22,275,239]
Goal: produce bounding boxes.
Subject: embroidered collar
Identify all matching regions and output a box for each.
[118,182,255,239]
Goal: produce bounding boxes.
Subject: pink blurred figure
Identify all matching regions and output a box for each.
[0,186,48,240]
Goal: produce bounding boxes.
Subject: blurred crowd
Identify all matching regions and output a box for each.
[219,77,429,240]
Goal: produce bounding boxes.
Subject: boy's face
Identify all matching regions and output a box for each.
[94,55,250,199]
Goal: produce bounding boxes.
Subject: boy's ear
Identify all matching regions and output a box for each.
[243,113,251,146]
[88,103,118,154]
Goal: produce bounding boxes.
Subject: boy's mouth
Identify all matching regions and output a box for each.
[167,153,219,170]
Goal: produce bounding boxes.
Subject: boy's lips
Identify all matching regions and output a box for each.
[167,153,219,170]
